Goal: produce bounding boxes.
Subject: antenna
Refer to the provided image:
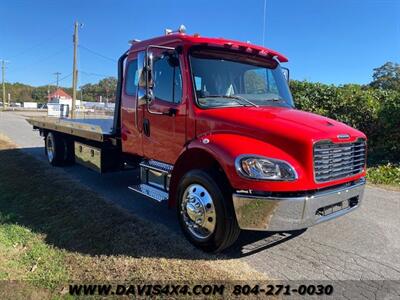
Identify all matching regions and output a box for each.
[262,0,267,46]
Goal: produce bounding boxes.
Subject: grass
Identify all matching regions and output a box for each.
[367,163,400,190]
[0,135,265,298]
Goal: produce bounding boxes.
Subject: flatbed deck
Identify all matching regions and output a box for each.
[27,117,115,142]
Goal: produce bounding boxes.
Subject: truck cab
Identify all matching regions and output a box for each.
[29,27,366,252]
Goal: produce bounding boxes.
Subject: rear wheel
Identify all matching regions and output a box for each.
[177,169,240,252]
[45,132,68,166]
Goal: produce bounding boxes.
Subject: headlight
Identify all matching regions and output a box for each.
[235,155,297,181]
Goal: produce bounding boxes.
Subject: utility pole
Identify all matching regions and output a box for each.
[71,21,79,118]
[53,72,61,89]
[1,60,9,110]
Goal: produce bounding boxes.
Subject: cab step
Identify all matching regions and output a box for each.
[128,184,168,202]
[140,159,173,173]
[128,159,173,202]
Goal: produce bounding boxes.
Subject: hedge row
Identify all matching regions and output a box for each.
[290,81,400,164]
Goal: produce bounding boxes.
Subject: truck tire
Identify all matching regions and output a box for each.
[64,138,75,165]
[45,132,67,166]
[177,169,240,252]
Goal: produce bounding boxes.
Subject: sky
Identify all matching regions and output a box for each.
[1,0,399,87]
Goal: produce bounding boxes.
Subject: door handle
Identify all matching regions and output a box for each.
[143,118,150,136]
[165,108,178,117]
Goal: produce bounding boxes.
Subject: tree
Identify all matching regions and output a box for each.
[80,76,117,102]
[98,77,117,102]
[32,86,49,102]
[2,76,117,103]
[370,62,400,90]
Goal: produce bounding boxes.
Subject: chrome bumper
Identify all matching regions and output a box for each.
[232,178,366,231]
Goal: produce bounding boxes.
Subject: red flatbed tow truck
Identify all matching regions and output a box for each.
[28,26,366,252]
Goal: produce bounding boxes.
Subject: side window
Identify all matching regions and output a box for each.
[125,59,138,96]
[153,55,182,103]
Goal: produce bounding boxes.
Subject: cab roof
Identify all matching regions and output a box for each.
[129,33,288,63]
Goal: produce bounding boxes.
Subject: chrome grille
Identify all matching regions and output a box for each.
[314,139,366,183]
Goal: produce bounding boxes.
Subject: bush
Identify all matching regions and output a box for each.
[367,163,400,186]
[290,80,400,164]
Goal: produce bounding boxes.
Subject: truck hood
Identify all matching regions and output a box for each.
[195,106,365,156]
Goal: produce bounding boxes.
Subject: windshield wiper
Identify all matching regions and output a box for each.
[264,98,293,107]
[265,98,283,102]
[203,94,259,107]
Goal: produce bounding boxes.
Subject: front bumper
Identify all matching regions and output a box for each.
[232,177,366,231]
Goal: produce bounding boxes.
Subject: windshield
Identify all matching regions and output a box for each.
[190,49,294,108]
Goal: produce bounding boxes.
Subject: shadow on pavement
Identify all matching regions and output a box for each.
[226,229,306,258]
[0,145,305,260]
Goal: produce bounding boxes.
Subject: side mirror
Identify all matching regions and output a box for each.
[139,44,176,116]
[146,51,154,90]
[144,51,155,105]
[281,67,290,82]
[137,51,155,106]
[167,54,179,67]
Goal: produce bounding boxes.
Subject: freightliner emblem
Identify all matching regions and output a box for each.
[337,134,350,140]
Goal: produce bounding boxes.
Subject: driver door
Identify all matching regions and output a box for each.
[141,50,186,164]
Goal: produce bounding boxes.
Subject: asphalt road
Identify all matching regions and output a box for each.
[1,111,399,285]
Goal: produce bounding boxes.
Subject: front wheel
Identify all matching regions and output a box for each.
[177,169,240,252]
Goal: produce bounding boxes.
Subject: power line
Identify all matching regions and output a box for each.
[46,73,72,86]
[8,32,61,60]
[79,44,117,62]
[53,72,62,89]
[81,70,115,78]
[8,48,68,74]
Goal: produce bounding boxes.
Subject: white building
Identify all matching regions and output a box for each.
[48,88,81,107]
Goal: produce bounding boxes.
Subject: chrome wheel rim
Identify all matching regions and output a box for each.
[46,135,54,162]
[180,184,216,240]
